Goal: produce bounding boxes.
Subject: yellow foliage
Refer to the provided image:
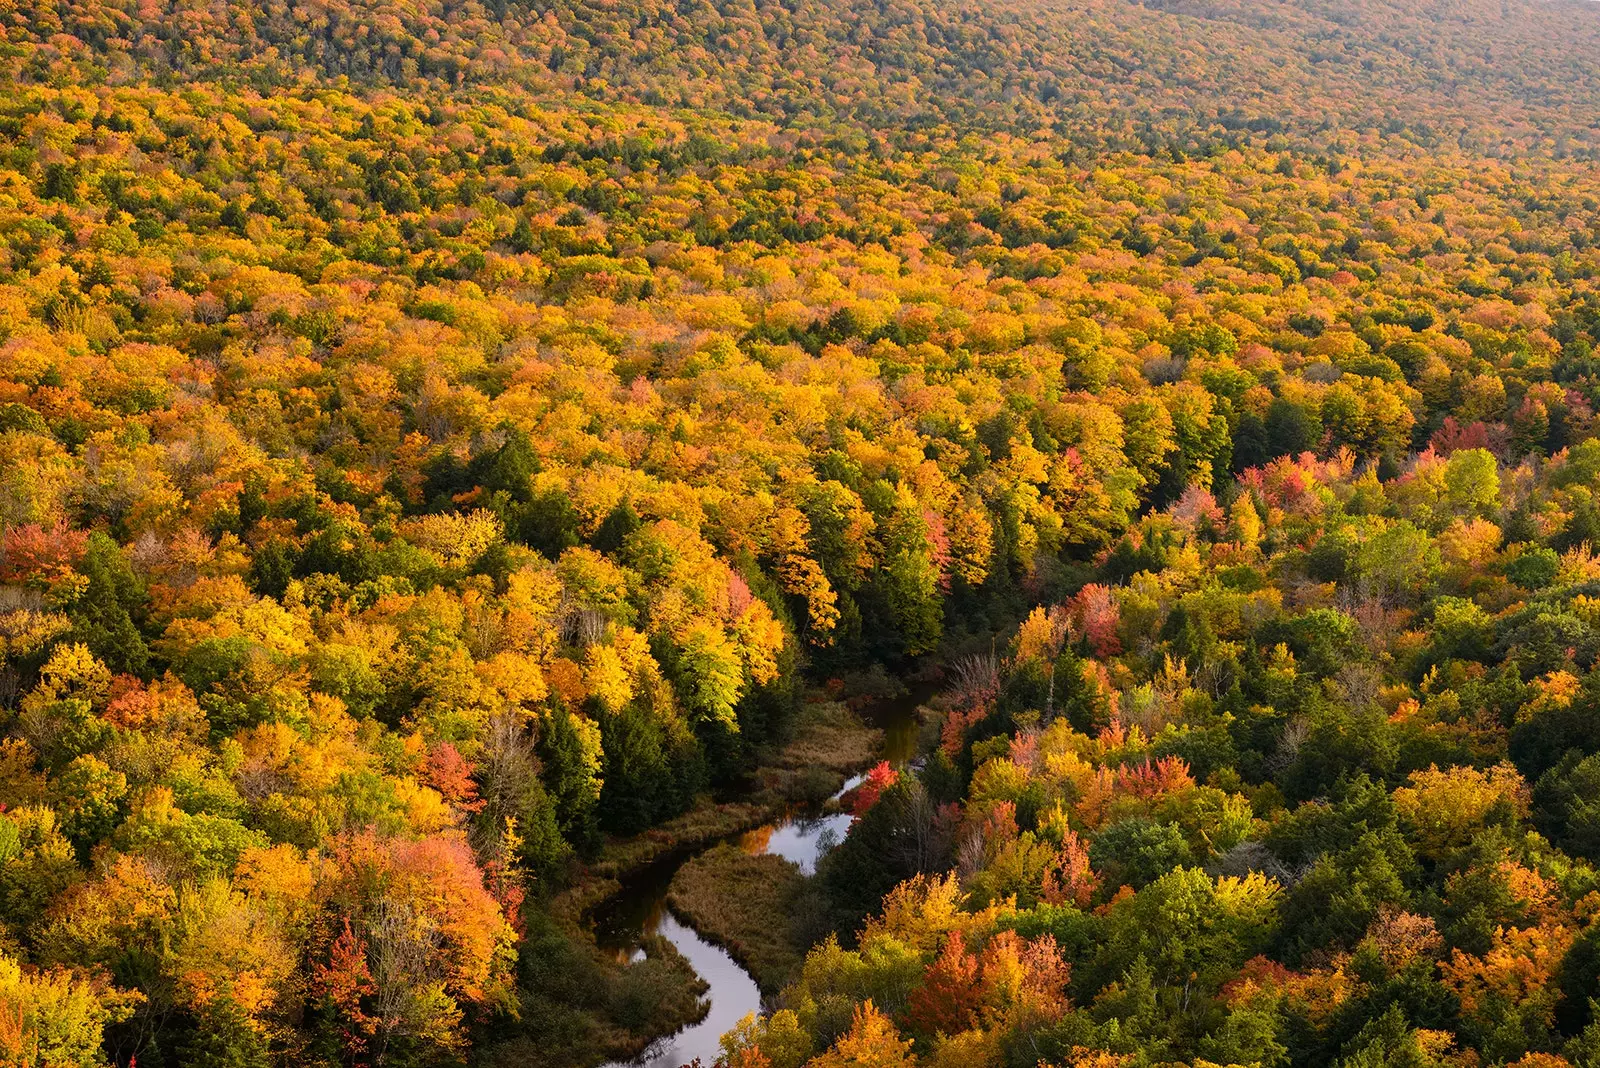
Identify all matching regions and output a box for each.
[811,1000,916,1067]
[925,1028,1003,1068]
[404,509,506,569]
[584,642,633,712]
[861,873,970,958]
[1392,762,1529,859]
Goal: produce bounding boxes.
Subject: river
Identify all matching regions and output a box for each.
[591,683,931,1068]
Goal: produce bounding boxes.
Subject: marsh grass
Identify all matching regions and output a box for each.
[493,698,879,1064]
[766,698,884,778]
[667,843,811,995]
[475,909,708,1067]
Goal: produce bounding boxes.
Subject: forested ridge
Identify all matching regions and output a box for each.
[12,0,1600,152]
[5,0,1600,1065]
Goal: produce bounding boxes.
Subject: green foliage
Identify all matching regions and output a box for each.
[1088,818,1192,890]
[1276,833,1413,963]
[1533,752,1600,862]
[68,533,149,676]
[9,0,1600,1065]
[1336,1005,1436,1068]
[537,707,603,850]
[178,999,271,1068]
[1099,867,1280,993]
[1199,1006,1289,1068]
[1508,547,1562,590]
[48,756,127,856]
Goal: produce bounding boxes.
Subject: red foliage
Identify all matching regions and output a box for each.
[425,743,485,812]
[101,675,204,735]
[923,508,952,593]
[481,856,526,941]
[1014,934,1072,1022]
[979,800,1020,846]
[1170,485,1224,533]
[325,831,515,1007]
[907,932,982,1036]
[843,761,899,816]
[0,521,88,584]
[1429,417,1510,459]
[1237,454,1324,517]
[1008,731,1039,771]
[725,572,755,617]
[940,705,984,756]
[1069,583,1121,658]
[1113,756,1194,799]
[1219,955,1297,1006]
[313,919,378,1059]
[1042,829,1099,908]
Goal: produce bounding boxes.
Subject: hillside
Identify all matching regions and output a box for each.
[9,0,1600,154]
[4,0,1600,1066]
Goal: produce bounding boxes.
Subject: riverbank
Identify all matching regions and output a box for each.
[476,696,885,1067]
[667,843,812,996]
[553,698,883,921]
[551,795,782,924]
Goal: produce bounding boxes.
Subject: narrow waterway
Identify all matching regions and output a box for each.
[735,772,859,876]
[592,683,933,1068]
[602,910,763,1068]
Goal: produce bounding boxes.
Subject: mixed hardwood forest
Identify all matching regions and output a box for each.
[6,0,1600,1065]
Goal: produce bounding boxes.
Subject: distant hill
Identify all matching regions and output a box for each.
[9,0,1600,1067]
[9,0,1600,155]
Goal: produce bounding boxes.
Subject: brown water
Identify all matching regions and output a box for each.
[592,682,934,1068]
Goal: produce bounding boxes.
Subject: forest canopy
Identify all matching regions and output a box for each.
[5,0,1600,1065]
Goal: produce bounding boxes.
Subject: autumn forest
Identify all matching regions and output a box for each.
[5,0,1600,1066]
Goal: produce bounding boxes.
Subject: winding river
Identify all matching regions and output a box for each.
[591,686,930,1068]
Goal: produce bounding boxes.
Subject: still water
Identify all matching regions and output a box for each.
[613,912,762,1068]
[738,767,862,875]
[594,683,933,1068]
[591,773,859,1067]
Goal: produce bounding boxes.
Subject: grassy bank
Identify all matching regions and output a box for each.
[554,697,881,919]
[475,908,709,1067]
[667,843,813,996]
[551,795,782,923]
[751,697,885,801]
[480,697,880,1066]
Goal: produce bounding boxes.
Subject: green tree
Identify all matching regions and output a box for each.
[179,998,271,1068]
[537,707,603,849]
[48,755,127,856]
[1276,833,1413,963]
[1088,818,1192,890]
[1443,448,1501,518]
[69,533,149,676]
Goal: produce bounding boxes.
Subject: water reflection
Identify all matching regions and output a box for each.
[589,775,863,1065]
[601,912,761,1068]
[592,852,679,966]
[737,768,863,874]
[592,681,937,1065]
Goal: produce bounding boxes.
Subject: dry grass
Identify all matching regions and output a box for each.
[521,695,880,1062]
[753,698,882,802]
[667,843,810,995]
[594,798,778,879]
[771,699,883,774]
